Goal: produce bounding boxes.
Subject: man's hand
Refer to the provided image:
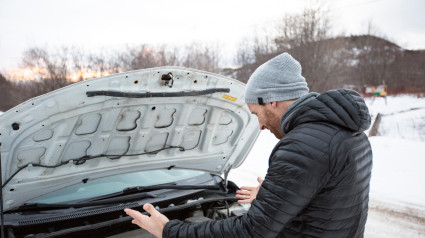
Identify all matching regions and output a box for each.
[124,203,169,238]
[235,177,264,204]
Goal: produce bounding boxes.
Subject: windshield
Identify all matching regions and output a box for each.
[28,169,205,204]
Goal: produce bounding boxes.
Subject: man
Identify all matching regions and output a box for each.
[125,53,373,237]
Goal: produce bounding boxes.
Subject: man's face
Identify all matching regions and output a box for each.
[247,103,284,139]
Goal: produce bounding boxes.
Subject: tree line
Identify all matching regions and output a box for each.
[1,7,424,112]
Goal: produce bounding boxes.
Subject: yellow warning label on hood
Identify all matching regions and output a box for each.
[222,94,238,102]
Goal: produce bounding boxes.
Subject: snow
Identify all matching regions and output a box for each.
[365,95,425,210]
[365,94,425,116]
[369,137,425,208]
[229,94,425,235]
[228,131,276,186]
[365,95,425,141]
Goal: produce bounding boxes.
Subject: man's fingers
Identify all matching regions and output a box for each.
[257,177,264,184]
[239,186,255,191]
[236,178,264,204]
[237,199,252,204]
[236,194,250,199]
[125,205,169,237]
[236,190,251,195]
[132,219,142,227]
[143,203,160,216]
[125,208,146,228]
[124,208,143,219]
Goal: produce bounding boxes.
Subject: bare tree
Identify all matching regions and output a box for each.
[181,43,220,73]
[233,36,278,83]
[349,23,399,88]
[234,6,340,91]
[119,44,166,71]
[0,73,15,111]
[21,46,70,92]
[387,49,425,94]
[273,7,340,92]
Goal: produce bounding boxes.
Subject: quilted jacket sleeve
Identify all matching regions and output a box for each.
[163,136,331,238]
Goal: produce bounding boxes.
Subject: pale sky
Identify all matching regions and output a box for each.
[0,0,424,71]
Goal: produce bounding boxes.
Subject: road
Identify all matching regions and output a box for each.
[365,199,425,237]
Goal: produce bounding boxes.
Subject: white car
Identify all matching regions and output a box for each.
[0,67,259,237]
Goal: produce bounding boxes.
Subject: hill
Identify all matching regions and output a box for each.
[224,34,425,94]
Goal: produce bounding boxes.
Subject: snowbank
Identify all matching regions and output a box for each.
[365,95,425,141]
[365,94,425,116]
[369,136,425,209]
[365,95,425,212]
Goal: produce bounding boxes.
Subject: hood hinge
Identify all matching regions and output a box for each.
[222,166,232,193]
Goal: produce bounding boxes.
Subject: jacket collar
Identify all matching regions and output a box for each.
[280,92,319,134]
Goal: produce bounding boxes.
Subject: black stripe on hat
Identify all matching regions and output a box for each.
[258,97,265,105]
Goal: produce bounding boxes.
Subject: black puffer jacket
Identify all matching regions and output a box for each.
[164,89,373,238]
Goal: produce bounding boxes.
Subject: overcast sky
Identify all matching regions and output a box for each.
[0,0,424,71]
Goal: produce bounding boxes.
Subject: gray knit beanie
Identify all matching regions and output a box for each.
[245,53,309,104]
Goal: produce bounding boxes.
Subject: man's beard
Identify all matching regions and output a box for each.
[269,125,284,139]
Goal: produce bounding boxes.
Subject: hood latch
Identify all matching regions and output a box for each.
[161,72,174,88]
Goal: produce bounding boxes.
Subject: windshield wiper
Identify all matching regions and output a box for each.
[9,183,222,212]
[9,192,157,212]
[87,182,222,202]
[123,184,221,193]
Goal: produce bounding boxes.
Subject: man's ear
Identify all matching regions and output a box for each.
[271,101,278,108]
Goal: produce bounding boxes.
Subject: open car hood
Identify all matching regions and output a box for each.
[0,67,260,211]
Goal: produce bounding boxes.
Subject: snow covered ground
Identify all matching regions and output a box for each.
[229,94,425,237]
[365,95,425,207]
